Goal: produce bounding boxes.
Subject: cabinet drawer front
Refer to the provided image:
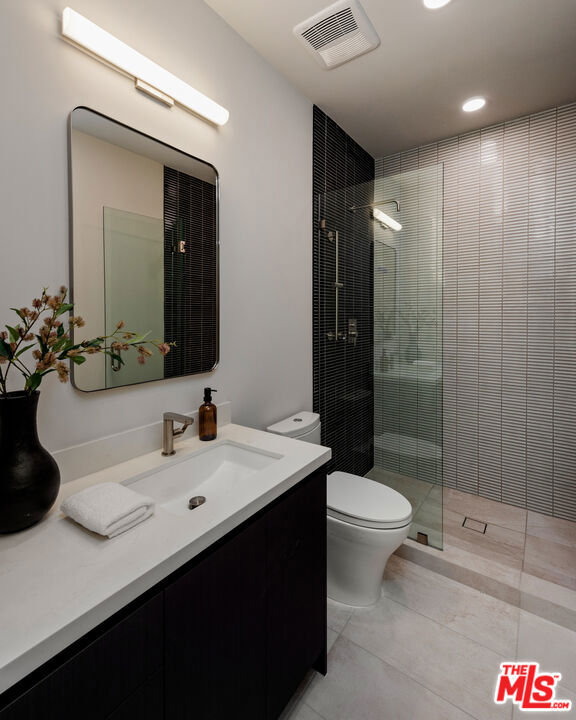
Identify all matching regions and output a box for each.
[0,593,163,720]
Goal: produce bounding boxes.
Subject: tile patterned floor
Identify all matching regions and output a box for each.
[281,556,576,720]
[281,486,576,720]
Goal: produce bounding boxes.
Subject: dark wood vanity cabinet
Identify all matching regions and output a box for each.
[0,467,327,720]
[265,466,327,719]
[165,466,327,720]
[165,517,268,719]
[0,593,163,720]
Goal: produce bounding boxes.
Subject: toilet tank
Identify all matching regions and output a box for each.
[267,411,321,444]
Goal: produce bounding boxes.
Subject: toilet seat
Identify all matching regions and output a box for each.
[327,471,413,530]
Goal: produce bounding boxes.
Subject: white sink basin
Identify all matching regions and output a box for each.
[124,441,283,517]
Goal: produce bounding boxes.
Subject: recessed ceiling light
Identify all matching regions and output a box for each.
[423,0,452,9]
[462,96,486,112]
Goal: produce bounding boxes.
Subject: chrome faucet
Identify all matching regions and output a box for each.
[162,412,194,456]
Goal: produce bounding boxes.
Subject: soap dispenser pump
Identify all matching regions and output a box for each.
[199,388,217,441]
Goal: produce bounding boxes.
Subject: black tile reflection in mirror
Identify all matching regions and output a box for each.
[164,167,217,377]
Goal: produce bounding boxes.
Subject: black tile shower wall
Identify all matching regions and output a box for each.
[164,167,217,378]
[313,106,375,476]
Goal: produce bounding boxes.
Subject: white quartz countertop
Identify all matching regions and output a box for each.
[0,423,331,695]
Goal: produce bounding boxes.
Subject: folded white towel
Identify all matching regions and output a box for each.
[61,483,155,538]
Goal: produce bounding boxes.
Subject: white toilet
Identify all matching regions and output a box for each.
[267,412,413,607]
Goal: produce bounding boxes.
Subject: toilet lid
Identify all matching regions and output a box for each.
[327,472,413,529]
[266,412,320,438]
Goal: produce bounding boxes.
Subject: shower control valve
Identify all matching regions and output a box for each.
[347,318,358,346]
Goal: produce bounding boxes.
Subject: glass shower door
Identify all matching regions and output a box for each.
[317,164,444,549]
[370,164,443,548]
[103,207,164,387]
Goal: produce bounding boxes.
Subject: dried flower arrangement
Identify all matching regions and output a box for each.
[0,286,172,398]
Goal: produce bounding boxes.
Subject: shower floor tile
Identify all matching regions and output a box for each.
[527,510,576,549]
[444,488,527,533]
[443,508,525,570]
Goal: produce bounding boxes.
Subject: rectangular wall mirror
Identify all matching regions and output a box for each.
[69,107,219,392]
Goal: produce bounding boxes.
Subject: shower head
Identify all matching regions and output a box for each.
[348,198,402,232]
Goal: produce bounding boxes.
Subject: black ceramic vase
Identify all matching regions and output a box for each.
[0,391,60,533]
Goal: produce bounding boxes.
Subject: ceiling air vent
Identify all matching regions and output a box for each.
[293,0,380,70]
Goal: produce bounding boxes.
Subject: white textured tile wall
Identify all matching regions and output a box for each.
[377,101,576,522]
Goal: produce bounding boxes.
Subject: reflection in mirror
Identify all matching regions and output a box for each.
[69,107,218,392]
[374,240,397,346]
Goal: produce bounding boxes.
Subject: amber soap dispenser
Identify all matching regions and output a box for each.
[199,387,217,441]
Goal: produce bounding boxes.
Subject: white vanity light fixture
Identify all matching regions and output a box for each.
[373,208,402,232]
[61,8,229,126]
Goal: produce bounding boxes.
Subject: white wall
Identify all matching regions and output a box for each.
[0,0,313,451]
